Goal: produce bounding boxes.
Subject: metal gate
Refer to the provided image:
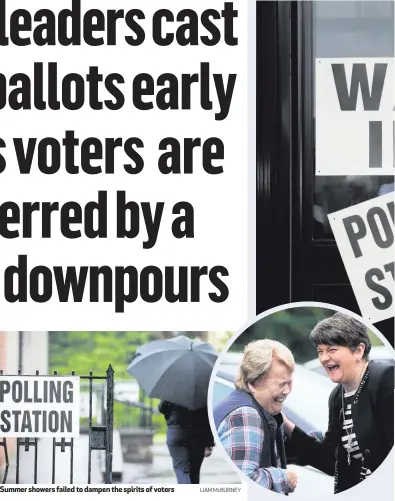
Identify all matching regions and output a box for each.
[0,365,114,485]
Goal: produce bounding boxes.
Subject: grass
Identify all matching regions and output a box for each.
[370,332,384,346]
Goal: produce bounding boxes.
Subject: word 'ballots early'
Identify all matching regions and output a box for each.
[0,376,80,437]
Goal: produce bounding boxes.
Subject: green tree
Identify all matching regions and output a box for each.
[49,331,155,376]
[230,307,336,363]
[48,331,205,434]
[229,308,383,363]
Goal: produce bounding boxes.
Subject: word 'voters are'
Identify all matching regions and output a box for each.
[2,134,223,175]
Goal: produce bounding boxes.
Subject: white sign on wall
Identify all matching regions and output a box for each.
[316,57,394,175]
[0,376,80,437]
[328,192,394,324]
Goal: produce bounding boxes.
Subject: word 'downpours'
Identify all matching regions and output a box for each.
[4,255,229,313]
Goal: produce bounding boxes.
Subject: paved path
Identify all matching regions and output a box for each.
[122,443,241,484]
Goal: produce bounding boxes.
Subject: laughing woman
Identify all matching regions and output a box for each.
[283,312,394,494]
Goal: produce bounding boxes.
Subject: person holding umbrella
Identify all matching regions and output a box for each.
[158,401,215,484]
[127,334,218,484]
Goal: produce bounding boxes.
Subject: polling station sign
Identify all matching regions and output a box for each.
[328,192,394,324]
[316,57,394,175]
[0,376,80,437]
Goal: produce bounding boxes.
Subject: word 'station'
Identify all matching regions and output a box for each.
[316,57,394,175]
[0,0,248,329]
[328,192,394,324]
[0,376,80,437]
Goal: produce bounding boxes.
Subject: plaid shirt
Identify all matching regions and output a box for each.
[217,406,290,494]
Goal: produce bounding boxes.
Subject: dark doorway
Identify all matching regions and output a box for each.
[256,1,394,345]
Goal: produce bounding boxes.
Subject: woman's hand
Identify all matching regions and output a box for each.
[204,446,213,458]
[282,412,295,437]
[286,471,298,492]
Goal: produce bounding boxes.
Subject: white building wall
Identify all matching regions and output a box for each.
[5,331,19,374]
[21,331,49,374]
[0,331,48,374]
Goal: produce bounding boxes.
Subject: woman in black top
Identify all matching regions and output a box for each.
[283,312,394,493]
[158,401,215,484]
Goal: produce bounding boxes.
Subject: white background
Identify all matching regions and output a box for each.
[316,57,394,175]
[0,376,80,437]
[0,0,249,330]
[328,193,394,324]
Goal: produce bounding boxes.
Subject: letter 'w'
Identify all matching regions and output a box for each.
[332,63,387,111]
[53,267,88,301]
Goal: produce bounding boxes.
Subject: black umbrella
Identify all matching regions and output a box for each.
[127,335,218,410]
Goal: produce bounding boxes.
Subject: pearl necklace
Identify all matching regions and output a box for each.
[341,363,369,466]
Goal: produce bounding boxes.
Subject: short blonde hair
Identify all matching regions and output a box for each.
[235,339,295,391]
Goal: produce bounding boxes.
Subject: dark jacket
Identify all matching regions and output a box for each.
[213,388,287,469]
[158,401,215,447]
[286,361,394,493]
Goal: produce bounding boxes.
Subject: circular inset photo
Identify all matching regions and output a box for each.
[208,303,394,497]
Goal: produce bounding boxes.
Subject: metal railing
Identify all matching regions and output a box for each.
[115,398,160,430]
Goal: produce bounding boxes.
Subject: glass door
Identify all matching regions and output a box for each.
[292,0,394,342]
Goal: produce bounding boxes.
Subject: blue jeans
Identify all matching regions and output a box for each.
[166,426,206,484]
